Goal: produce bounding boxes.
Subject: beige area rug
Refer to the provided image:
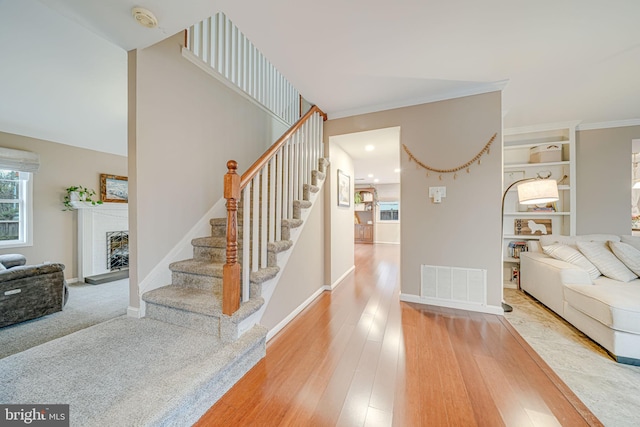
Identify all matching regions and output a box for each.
[504,288,640,427]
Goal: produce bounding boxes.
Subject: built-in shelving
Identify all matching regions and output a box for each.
[502,122,579,286]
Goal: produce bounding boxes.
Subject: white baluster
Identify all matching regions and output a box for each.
[252,177,259,273]
[276,149,283,240]
[243,187,250,302]
[260,168,268,268]
[269,157,276,243]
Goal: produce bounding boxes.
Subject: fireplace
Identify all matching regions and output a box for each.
[75,203,128,282]
[107,231,129,271]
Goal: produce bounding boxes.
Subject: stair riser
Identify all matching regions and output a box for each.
[194,247,225,263]
[194,247,244,263]
[145,303,223,339]
[210,224,244,238]
[172,271,223,291]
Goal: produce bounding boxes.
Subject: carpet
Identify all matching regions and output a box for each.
[504,288,640,427]
[0,316,267,426]
[0,279,128,359]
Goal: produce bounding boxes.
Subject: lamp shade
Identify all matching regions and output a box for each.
[517,179,559,205]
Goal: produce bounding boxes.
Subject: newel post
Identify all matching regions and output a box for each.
[223,160,241,315]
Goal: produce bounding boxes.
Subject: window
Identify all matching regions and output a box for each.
[378,201,399,222]
[0,170,32,247]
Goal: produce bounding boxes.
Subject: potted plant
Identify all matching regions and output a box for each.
[63,186,103,211]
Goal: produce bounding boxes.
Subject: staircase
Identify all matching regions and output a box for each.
[141,159,327,345]
[136,107,327,421]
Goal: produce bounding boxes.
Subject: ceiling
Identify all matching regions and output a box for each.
[332,127,401,185]
[1,0,639,176]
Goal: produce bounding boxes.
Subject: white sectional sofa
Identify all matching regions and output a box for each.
[520,234,640,365]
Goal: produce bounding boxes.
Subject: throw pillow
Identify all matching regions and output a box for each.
[576,241,637,282]
[543,243,600,281]
[620,235,640,252]
[609,241,640,277]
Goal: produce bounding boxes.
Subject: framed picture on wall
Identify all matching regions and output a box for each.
[337,169,350,207]
[100,174,128,203]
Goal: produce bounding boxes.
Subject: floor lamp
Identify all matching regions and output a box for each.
[501,172,559,312]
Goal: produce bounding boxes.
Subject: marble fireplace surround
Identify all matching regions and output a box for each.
[74,203,128,282]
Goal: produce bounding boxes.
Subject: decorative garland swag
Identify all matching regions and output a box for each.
[402,133,497,180]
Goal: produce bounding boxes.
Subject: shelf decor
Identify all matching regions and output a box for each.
[402,133,497,180]
[514,218,552,236]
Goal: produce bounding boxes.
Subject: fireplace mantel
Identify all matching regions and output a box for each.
[76,204,128,282]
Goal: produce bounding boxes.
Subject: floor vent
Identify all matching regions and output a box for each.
[421,265,487,306]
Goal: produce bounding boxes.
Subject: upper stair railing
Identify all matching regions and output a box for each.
[223,106,326,314]
[185,12,300,125]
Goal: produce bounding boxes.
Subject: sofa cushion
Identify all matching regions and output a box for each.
[542,243,600,281]
[609,241,640,277]
[564,281,640,335]
[576,241,637,282]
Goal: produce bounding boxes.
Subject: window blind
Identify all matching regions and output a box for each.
[0,147,40,173]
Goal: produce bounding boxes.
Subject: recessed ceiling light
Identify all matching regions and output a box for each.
[132,7,158,28]
[367,173,374,178]
[374,178,379,183]
[365,145,375,151]
[394,168,401,173]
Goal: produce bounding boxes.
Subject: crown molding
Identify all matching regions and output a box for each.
[576,118,640,131]
[328,80,509,120]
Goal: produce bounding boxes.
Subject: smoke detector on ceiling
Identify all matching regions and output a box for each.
[132,7,158,29]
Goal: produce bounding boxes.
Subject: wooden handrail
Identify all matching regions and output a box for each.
[223,105,325,315]
[240,105,326,189]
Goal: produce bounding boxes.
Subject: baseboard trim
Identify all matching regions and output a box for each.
[324,265,355,291]
[67,277,80,284]
[374,241,400,245]
[399,293,504,315]
[267,287,325,342]
[127,306,140,318]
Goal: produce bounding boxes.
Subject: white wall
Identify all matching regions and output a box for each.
[128,32,288,308]
[324,143,355,287]
[261,190,325,331]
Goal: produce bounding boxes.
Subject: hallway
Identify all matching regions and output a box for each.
[196,244,599,426]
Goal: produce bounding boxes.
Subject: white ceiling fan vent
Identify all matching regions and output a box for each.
[132,7,158,29]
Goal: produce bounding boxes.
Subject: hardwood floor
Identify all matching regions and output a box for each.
[196,244,601,426]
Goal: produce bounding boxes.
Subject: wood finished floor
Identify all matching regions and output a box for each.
[196,244,601,426]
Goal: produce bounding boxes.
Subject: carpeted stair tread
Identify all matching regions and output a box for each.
[293,200,312,209]
[210,217,226,226]
[282,218,303,229]
[251,266,279,284]
[169,259,224,277]
[268,240,293,253]
[312,170,326,183]
[142,285,222,315]
[192,236,229,249]
[304,183,320,193]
